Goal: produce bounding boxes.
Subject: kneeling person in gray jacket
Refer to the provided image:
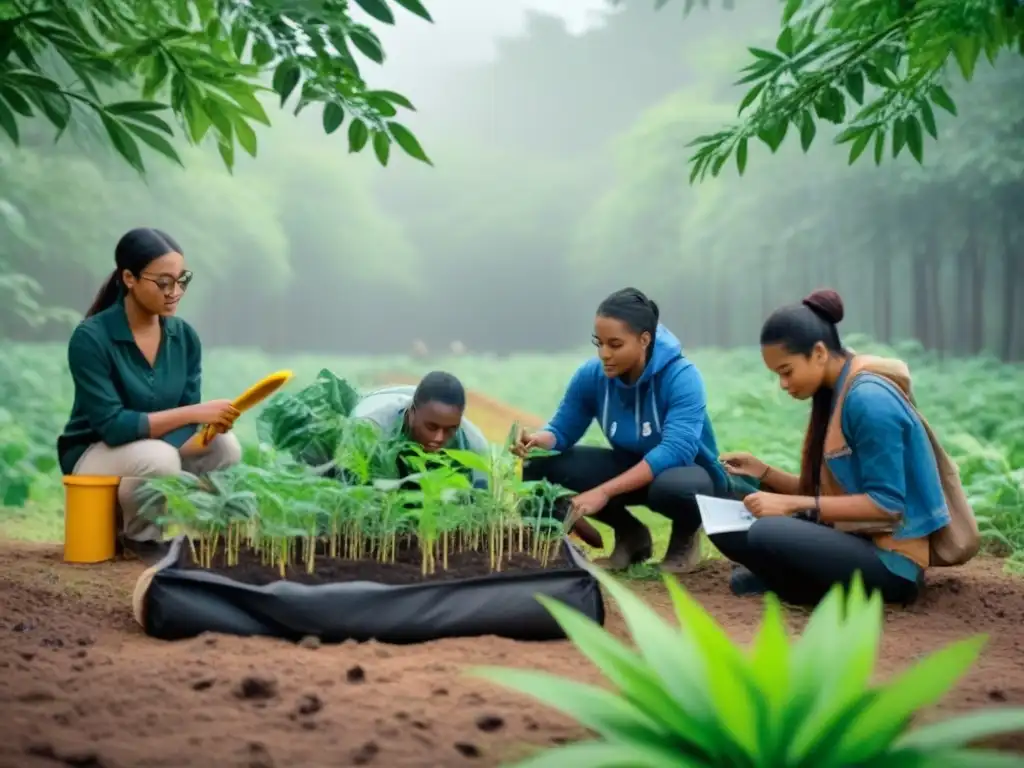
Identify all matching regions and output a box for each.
[352,371,490,487]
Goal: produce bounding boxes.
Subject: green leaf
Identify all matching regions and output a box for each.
[844,70,865,104]
[120,111,174,136]
[252,38,275,66]
[506,740,702,768]
[99,113,144,173]
[0,98,20,144]
[216,83,272,126]
[0,88,33,117]
[472,668,672,744]
[534,592,718,757]
[891,118,907,158]
[749,47,784,62]
[782,0,804,23]
[737,82,765,115]
[392,0,433,21]
[230,26,248,59]
[776,27,794,57]
[929,85,958,116]
[873,129,885,165]
[387,121,432,164]
[143,54,170,99]
[799,109,816,151]
[366,89,415,110]
[271,60,301,106]
[4,70,60,92]
[106,100,169,116]
[347,118,369,152]
[322,102,345,134]
[350,29,385,64]
[736,137,748,174]
[919,99,938,139]
[232,115,257,158]
[372,130,390,165]
[217,136,235,172]
[952,36,980,81]
[353,0,395,24]
[905,116,923,163]
[838,635,988,762]
[896,709,1024,751]
[203,96,234,140]
[124,122,183,167]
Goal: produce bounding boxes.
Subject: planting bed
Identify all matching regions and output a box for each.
[180,539,567,586]
[134,535,604,646]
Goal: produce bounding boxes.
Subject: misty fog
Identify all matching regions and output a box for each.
[3,0,1022,359]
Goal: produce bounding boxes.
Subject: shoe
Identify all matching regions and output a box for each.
[729,565,767,597]
[606,526,653,570]
[660,531,703,574]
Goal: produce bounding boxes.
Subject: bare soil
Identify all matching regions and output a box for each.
[1,540,1023,768]
[181,539,569,586]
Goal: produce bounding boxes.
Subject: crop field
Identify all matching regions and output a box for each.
[2,338,1024,767]
[3,338,1023,567]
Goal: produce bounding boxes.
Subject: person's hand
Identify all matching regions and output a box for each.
[720,451,769,479]
[566,488,610,528]
[511,429,556,458]
[743,491,798,518]
[190,399,240,432]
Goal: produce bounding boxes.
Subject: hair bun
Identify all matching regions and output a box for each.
[802,289,844,324]
[647,298,660,323]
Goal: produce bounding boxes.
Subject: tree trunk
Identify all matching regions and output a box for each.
[874,254,892,343]
[969,219,985,354]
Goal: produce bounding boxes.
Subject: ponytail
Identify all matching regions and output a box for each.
[85,269,121,318]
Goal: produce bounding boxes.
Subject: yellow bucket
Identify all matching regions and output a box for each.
[63,475,120,564]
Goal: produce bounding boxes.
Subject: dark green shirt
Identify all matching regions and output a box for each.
[57,298,203,475]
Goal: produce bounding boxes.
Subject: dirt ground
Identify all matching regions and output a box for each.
[1,542,1023,768]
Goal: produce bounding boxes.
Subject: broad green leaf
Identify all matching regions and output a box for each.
[776,26,794,57]
[387,121,432,164]
[0,98,19,143]
[4,70,60,92]
[374,129,393,163]
[353,0,395,25]
[663,575,760,760]
[217,135,235,172]
[844,70,865,104]
[738,82,765,115]
[799,109,816,151]
[392,0,433,22]
[203,96,234,140]
[952,36,980,81]
[0,88,33,117]
[347,118,369,152]
[873,130,885,164]
[891,118,907,158]
[782,0,803,24]
[918,99,938,139]
[106,100,169,116]
[443,449,490,474]
[251,38,275,66]
[350,28,385,64]
[232,114,257,158]
[908,750,1024,768]
[366,89,415,110]
[896,708,1024,751]
[120,111,174,136]
[507,740,701,768]
[837,635,988,761]
[929,86,957,116]
[736,137,748,173]
[323,102,345,134]
[748,594,789,760]
[905,116,924,163]
[216,83,271,126]
[472,668,672,743]
[100,113,144,173]
[272,60,301,106]
[534,595,717,753]
[124,122,183,167]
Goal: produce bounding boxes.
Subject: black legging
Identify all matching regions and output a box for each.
[710,516,921,606]
[523,446,711,557]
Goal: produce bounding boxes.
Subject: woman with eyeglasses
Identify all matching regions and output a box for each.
[57,228,242,557]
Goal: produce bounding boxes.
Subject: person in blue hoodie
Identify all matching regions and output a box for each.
[513,287,728,571]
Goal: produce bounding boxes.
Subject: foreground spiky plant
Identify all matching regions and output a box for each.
[475,567,1024,767]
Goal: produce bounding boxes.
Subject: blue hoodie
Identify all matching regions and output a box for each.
[543,324,727,492]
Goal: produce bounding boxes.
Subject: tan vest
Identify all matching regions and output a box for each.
[817,355,980,569]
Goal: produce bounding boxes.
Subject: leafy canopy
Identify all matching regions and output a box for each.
[0,0,433,173]
[667,0,1024,181]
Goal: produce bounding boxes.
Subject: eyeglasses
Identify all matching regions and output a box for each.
[140,270,193,295]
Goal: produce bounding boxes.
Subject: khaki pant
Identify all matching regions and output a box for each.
[72,433,243,542]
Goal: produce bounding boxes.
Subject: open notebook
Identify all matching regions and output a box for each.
[695,494,756,536]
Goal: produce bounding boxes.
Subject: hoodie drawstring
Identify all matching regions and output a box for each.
[602,378,663,442]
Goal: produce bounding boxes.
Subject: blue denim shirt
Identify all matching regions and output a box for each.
[825,365,950,581]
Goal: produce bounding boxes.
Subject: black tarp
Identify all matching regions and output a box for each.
[141,536,605,644]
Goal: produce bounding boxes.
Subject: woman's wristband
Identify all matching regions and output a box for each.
[758,465,771,482]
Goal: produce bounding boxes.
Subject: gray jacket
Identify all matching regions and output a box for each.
[352,385,490,484]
